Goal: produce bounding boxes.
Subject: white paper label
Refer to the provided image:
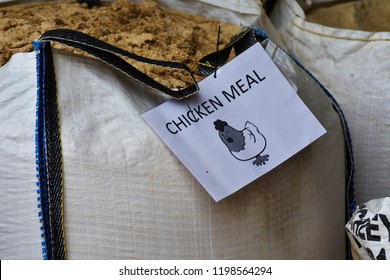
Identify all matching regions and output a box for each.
[142,43,326,201]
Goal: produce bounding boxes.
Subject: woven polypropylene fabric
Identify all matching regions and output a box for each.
[51,39,346,259]
[0,52,43,259]
[0,0,350,260]
[269,0,390,204]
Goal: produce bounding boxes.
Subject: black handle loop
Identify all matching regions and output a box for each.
[198,27,258,77]
[39,29,199,100]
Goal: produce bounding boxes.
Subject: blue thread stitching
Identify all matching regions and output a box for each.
[33,41,52,260]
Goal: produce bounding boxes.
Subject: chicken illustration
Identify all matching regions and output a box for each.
[214,119,269,166]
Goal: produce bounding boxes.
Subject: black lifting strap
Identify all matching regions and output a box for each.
[198,27,258,77]
[39,29,199,100]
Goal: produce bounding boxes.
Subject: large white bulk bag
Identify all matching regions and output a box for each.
[0,1,351,259]
[268,0,390,204]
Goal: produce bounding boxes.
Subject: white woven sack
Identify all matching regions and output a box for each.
[0,1,349,259]
[0,37,348,259]
[269,0,390,204]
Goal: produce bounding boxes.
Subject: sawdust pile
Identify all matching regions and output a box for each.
[0,0,241,88]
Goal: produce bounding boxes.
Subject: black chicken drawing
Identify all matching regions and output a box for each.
[214,119,269,166]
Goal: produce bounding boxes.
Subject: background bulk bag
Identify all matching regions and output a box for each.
[0,0,351,259]
[346,197,390,260]
[268,0,390,205]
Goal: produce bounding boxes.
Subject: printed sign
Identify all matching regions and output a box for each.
[142,43,326,201]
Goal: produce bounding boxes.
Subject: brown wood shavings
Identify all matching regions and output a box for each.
[0,0,241,88]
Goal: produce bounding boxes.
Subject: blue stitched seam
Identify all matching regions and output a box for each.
[254,28,356,217]
[33,40,52,260]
